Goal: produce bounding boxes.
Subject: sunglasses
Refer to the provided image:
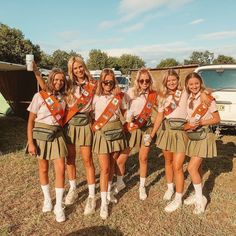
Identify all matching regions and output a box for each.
[139,79,150,84]
[102,80,114,86]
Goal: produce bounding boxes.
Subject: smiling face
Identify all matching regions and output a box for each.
[72,61,85,80]
[187,77,201,95]
[53,73,65,91]
[138,73,150,91]
[166,75,179,91]
[102,74,115,94]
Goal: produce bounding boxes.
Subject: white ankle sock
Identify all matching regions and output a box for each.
[41,184,51,202]
[167,183,174,191]
[107,181,112,194]
[175,192,182,202]
[55,188,64,209]
[116,175,124,185]
[101,192,107,205]
[140,177,146,188]
[69,180,76,190]
[193,183,203,203]
[88,184,95,198]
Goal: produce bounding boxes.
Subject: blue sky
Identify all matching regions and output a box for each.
[1,0,236,67]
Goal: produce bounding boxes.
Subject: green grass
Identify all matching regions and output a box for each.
[0,116,236,236]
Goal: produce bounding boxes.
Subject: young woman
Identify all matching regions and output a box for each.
[92,68,128,219]
[183,72,220,214]
[27,68,68,222]
[115,68,158,200]
[33,57,97,215]
[63,57,96,215]
[150,69,210,213]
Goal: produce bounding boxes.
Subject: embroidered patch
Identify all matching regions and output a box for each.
[194,114,201,121]
[94,125,100,130]
[102,114,109,120]
[139,118,144,123]
[45,97,54,105]
[146,102,152,109]
[82,89,89,96]
[56,114,61,120]
[77,103,84,110]
[112,98,119,105]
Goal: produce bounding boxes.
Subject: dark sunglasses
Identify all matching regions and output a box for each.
[102,80,114,86]
[139,79,150,84]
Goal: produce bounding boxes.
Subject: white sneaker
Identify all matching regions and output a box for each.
[139,186,147,200]
[42,199,53,212]
[100,204,108,220]
[107,191,118,204]
[193,196,207,214]
[114,181,126,194]
[184,194,196,205]
[163,189,174,201]
[84,196,96,215]
[54,207,65,223]
[65,188,78,205]
[164,199,182,213]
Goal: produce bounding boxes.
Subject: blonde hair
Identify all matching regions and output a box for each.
[66,56,93,105]
[185,72,206,94]
[159,69,182,105]
[45,68,67,95]
[132,68,155,97]
[95,68,119,96]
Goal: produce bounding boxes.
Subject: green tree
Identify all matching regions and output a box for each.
[118,54,145,74]
[38,52,54,69]
[87,49,108,70]
[51,50,82,71]
[106,56,120,70]
[184,50,214,66]
[213,54,236,64]
[157,58,180,68]
[0,23,41,64]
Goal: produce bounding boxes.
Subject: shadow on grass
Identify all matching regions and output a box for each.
[184,139,236,203]
[66,226,123,236]
[0,116,27,155]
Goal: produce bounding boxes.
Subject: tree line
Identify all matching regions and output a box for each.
[1,23,236,75]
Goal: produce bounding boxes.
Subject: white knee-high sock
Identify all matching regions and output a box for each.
[88,184,95,198]
[193,183,203,203]
[101,192,107,206]
[167,183,174,191]
[69,180,76,190]
[55,188,64,209]
[41,184,51,202]
[140,177,146,188]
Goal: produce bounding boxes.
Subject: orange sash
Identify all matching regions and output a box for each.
[92,93,124,131]
[164,90,183,116]
[39,90,65,126]
[125,90,157,132]
[184,95,214,130]
[63,82,96,125]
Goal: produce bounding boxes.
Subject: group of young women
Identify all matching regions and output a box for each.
[27,56,220,222]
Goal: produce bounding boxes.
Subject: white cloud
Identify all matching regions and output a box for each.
[99,0,193,30]
[189,18,204,25]
[121,23,144,32]
[199,31,236,40]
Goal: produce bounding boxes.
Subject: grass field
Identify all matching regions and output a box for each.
[0,116,236,236]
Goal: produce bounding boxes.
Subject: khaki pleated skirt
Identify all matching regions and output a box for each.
[128,124,152,151]
[64,117,93,147]
[34,122,68,160]
[186,132,217,158]
[156,119,188,153]
[93,120,127,154]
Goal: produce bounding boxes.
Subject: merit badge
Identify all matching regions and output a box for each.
[194,114,201,121]
[146,102,152,109]
[175,90,181,98]
[45,97,54,106]
[171,103,176,109]
[112,98,119,105]
[77,103,84,110]
[94,125,100,130]
[82,90,89,96]
[56,114,61,120]
[102,114,109,120]
[139,118,144,123]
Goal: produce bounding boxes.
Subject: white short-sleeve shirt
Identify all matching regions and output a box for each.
[92,93,128,121]
[158,89,188,119]
[127,87,158,117]
[187,92,218,121]
[27,92,66,125]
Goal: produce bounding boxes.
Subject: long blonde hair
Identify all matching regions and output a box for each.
[95,68,119,96]
[159,69,182,105]
[132,68,155,98]
[66,56,93,105]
